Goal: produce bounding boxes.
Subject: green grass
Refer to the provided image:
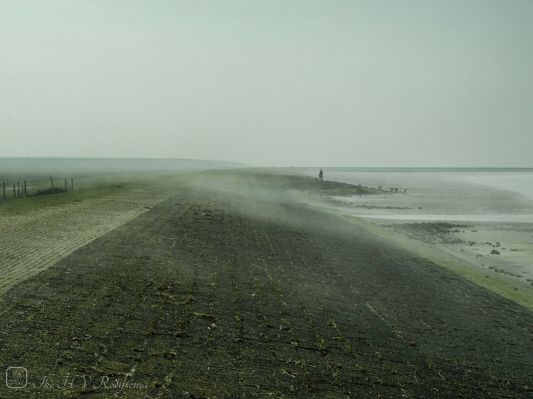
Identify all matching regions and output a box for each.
[0,172,184,216]
[33,187,67,196]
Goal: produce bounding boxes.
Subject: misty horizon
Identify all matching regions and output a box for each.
[2,156,533,170]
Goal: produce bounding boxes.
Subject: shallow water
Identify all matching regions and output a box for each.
[455,172,533,201]
[302,168,533,223]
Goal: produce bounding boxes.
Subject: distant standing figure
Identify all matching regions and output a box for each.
[318,169,324,181]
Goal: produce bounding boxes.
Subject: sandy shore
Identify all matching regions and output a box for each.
[0,171,531,398]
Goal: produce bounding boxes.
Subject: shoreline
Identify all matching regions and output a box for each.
[303,195,533,310]
[349,216,533,310]
[294,170,533,310]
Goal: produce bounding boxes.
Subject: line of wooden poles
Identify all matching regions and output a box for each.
[1,177,74,200]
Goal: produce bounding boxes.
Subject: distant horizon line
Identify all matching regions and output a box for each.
[0,156,532,170]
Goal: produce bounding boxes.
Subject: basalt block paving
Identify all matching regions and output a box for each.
[0,185,531,398]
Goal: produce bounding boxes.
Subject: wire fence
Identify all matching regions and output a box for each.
[1,176,74,201]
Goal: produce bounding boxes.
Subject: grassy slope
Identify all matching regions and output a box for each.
[0,173,181,216]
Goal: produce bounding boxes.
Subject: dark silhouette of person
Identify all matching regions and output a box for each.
[318,169,324,181]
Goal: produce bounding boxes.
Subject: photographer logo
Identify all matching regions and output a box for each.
[5,367,28,389]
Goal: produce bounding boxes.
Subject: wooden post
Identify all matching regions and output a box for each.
[17,181,20,197]
[23,180,27,196]
[71,178,74,191]
[13,184,16,198]
[50,176,54,188]
[64,178,67,192]
[2,182,5,200]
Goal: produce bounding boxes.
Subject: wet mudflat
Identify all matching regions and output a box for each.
[0,173,531,398]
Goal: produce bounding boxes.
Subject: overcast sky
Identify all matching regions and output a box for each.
[1,1,532,167]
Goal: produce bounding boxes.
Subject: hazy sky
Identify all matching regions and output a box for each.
[1,1,532,167]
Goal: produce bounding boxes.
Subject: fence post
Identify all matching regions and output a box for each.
[2,182,5,200]
[13,184,15,198]
[71,178,74,191]
[23,180,27,196]
[17,181,20,197]
[64,178,67,192]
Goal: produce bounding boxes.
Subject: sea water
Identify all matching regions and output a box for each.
[303,168,533,223]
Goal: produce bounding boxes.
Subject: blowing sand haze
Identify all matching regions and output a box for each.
[2,1,533,398]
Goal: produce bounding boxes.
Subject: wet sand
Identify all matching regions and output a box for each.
[0,171,532,398]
